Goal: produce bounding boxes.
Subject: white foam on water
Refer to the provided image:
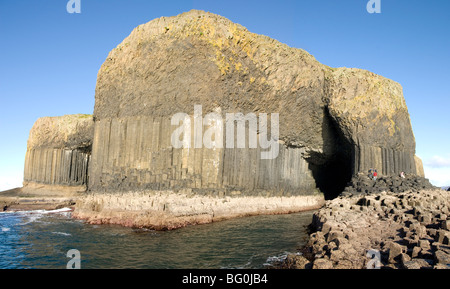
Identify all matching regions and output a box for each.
[51,232,71,236]
[44,208,73,214]
[263,251,301,266]
[14,207,72,225]
[1,227,10,232]
[17,207,73,215]
[18,214,44,226]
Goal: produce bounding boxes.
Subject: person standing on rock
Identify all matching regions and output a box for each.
[373,170,378,181]
[368,169,373,179]
[400,171,405,178]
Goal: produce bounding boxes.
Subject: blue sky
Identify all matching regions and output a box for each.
[0,0,449,190]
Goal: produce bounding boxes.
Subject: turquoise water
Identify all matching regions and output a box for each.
[0,209,314,269]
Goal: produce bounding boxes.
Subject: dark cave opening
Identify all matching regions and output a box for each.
[308,152,353,200]
[306,108,354,200]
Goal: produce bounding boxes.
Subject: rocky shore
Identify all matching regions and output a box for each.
[0,183,82,212]
[279,175,450,269]
[72,190,325,230]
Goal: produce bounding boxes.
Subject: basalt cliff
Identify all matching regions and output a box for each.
[1,114,93,212]
[20,10,426,229]
[24,114,93,188]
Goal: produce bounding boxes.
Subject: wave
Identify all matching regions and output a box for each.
[51,232,71,236]
[9,207,74,225]
[16,207,73,215]
[1,227,10,232]
[263,251,302,267]
[18,214,44,226]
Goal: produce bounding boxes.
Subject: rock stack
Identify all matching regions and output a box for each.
[23,114,93,188]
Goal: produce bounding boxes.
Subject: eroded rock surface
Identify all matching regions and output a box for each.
[24,114,93,187]
[341,173,437,196]
[72,191,324,230]
[281,188,450,269]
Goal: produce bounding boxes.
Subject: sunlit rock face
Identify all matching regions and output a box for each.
[89,10,421,199]
[24,114,93,188]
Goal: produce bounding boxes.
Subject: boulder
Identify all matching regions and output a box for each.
[312,258,334,269]
[384,241,404,263]
[442,220,450,231]
[418,239,431,250]
[436,230,450,245]
[434,250,450,266]
[411,246,422,258]
[402,259,433,269]
[282,254,311,269]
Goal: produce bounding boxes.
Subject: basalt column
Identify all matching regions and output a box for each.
[89,10,423,198]
[89,10,331,197]
[324,67,421,178]
[23,115,93,188]
[88,115,318,196]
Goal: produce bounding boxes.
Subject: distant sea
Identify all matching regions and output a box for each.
[0,208,314,269]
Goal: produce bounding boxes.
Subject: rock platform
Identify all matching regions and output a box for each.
[279,176,450,269]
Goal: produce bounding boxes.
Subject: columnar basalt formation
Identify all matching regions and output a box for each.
[278,189,450,269]
[89,116,318,196]
[89,10,422,200]
[23,114,93,188]
[22,10,426,228]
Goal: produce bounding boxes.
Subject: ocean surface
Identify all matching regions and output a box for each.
[0,208,314,269]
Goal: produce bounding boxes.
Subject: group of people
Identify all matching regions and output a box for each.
[368,169,406,181]
[368,169,378,181]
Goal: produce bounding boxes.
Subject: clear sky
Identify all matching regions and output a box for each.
[0,0,449,190]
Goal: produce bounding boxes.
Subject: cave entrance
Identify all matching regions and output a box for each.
[305,108,354,200]
[307,151,353,200]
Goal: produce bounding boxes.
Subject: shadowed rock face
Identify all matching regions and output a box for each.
[87,10,422,199]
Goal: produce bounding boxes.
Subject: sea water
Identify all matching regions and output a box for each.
[0,209,314,269]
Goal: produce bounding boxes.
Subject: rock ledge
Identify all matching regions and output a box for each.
[280,187,450,269]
